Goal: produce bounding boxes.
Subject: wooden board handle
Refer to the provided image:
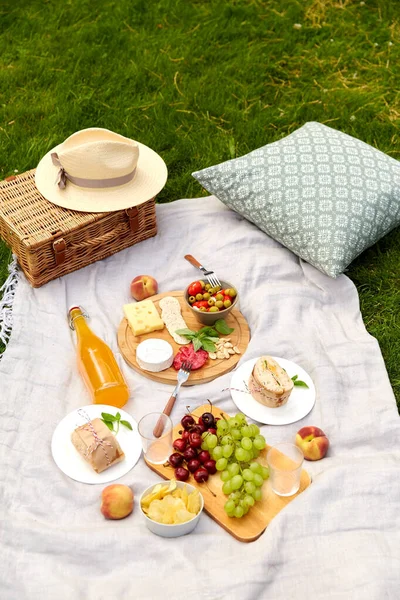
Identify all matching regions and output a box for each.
[184,254,202,269]
[153,394,176,438]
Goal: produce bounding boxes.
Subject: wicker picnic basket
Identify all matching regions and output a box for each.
[0,169,158,287]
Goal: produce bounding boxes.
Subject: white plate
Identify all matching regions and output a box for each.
[229,357,316,425]
[51,405,142,484]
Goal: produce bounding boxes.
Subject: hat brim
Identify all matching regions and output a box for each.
[35,140,168,213]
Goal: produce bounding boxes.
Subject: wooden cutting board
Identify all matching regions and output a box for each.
[146,404,311,543]
[117,291,250,386]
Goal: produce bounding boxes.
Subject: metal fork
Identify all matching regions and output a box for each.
[184,254,222,287]
[153,361,192,438]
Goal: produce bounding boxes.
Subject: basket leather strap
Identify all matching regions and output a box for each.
[53,237,66,266]
[125,207,139,232]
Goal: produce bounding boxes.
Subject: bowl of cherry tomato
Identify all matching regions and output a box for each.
[184,279,239,325]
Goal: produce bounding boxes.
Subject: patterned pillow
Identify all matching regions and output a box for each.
[192,122,400,277]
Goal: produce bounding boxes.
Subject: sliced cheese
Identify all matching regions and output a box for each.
[136,339,174,372]
[124,300,164,336]
[159,296,190,345]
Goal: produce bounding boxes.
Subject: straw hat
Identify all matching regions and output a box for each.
[35,127,168,212]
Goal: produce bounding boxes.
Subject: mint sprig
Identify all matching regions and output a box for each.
[291,374,309,388]
[101,411,133,434]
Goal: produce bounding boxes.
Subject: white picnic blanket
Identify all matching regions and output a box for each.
[1,196,400,600]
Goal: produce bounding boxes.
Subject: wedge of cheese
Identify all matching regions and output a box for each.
[124,300,165,336]
[248,355,294,408]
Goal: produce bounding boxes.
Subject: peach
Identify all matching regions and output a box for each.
[295,426,329,461]
[130,275,158,301]
[100,484,134,520]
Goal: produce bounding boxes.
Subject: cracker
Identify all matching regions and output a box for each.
[159,296,190,345]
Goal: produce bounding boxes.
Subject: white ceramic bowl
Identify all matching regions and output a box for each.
[139,480,204,538]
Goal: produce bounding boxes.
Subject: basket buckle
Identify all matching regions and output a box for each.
[125,207,139,232]
[52,237,66,266]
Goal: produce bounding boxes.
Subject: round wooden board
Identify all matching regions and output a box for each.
[117,290,250,385]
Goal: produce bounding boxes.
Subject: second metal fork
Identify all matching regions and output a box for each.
[153,361,192,437]
[184,254,221,287]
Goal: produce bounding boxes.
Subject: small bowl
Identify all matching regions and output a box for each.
[139,480,204,538]
[184,279,239,326]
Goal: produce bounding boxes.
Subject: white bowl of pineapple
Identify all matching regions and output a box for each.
[139,479,204,538]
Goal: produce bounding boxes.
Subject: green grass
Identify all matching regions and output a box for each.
[1,0,400,409]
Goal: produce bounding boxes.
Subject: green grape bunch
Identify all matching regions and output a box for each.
[201,413,269,518]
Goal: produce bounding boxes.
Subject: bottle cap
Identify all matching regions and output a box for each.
[68,305,81,313]
[68,306,89,330]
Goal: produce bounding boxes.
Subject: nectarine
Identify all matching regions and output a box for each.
[295,426,329,461]
[130,275,158,301]
[100,484,134,519]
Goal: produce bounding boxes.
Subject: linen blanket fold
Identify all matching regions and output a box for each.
[1,196,399,600]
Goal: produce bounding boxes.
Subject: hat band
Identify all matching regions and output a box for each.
[51,153,136,190]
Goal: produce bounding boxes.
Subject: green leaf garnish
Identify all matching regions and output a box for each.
[214,319,234,335]
[293,380,309,388]
[175,320,235,353]
[175,328,196,336]
[291,375,309,388]
[101,412,133,432]
[101,412,118,422]
[192,337,203,352]
[199,326,219,337]
[201,339,217,353]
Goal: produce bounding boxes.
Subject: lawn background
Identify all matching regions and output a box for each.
[1,0,399,409]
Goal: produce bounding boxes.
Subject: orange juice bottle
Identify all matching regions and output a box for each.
[69,306,130,409]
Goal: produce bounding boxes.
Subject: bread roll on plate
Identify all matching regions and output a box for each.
[248,356,294,408]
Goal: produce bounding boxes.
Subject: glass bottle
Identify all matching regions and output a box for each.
[69,306,130,409]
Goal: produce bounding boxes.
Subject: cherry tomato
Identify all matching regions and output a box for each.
[188,281,203,296]
[193,300,209,309]
[223,295,231,302]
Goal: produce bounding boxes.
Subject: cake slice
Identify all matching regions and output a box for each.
[71,418,125,473]
[248,356,294,408]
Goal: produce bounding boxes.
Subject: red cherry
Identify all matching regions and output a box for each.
[207,428,217,435]
[187,459,201,473]
[183,447,198,462]
[182,430,191,441]
[189,432,202,448]
[181,415,195,430]
[201,412,215,429]
[191,423,206,435]
[203,459,217,474]
[175,466,189,481]
[169,453,184,468]
[198,450,211,464]
[194,467,209,483]
[173,438,187,452]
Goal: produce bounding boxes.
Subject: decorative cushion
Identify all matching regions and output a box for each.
[192,122,400,277]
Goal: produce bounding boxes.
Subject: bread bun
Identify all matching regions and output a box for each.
[248,356,293,408]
